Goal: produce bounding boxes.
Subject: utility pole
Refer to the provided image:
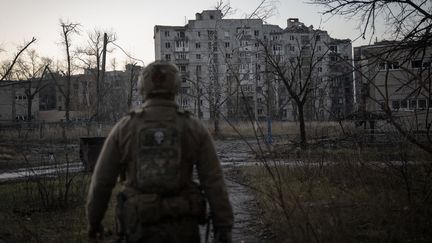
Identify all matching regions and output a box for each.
[98,32,108,121]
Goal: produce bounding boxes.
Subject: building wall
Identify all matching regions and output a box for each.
[0,81,39,122]
[354,41,432,126]
[154,10,354,121]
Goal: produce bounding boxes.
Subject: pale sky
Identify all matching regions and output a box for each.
[0,0,384,69]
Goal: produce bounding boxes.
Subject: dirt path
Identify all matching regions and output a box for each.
[217,139,265,243]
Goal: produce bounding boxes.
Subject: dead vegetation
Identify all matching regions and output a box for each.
[242,144,432,243]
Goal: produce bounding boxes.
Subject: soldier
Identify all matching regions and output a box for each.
[86,61,233,243]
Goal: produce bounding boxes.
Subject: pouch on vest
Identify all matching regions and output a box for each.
[123,193,162,228]
[136,114,184,195]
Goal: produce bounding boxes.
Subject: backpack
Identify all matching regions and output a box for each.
[135,110,187,195]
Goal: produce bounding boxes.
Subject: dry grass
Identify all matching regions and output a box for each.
[203,120,350,139]
[242,151,432,243]
[0,122,113,142]
[0,174,120,243]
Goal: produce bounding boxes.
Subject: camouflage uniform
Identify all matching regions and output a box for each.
[86,61,233,243]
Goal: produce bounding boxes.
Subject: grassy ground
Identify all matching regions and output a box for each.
[242,150,432,243]
[0,174,119,243]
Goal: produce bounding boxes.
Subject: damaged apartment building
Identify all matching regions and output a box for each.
[154,9,354,121]
[0,64,142,123]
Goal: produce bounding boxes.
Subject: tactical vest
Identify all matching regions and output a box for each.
[133,109,187,195]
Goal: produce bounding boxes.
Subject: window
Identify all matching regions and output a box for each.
[241,40,249,47]
[409,99,417,110]
[400,99,408,109]
[412,60,431,68]
[418,99,427,109]
[196,42,201,49]
[197,31,201,37]
[289,46,295,52]
[255,42,259,47]
[315,35,321,41]
[165,42,171,49]
[380,61,400,70]
[208,30,216,39]
[272,35,279,41]
[177,31,185,38]
[165,54,171,60]
[196,65,202,73]
[318,67,323,72]
[290,36,295,41]
[318,46,322,51]
[196,54,201,59]
[388,62,399,70]
[164,31,170,37]
[178,65,187,72]
[412,60,422,68]
[177,53,187,60]
[391,100,400,110]
[301,35,310,44]
[330,45,338,53]
[225,42,230,48]
[273,45,281,51]
[225,53,231,59]
[210,15,214,19]
[254,30,259,36]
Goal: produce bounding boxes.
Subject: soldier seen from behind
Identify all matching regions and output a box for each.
[86,61,234,243]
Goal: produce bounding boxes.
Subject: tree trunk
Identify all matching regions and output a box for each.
[214,117,220,137]
[27,96,32,121]
[298,102,307,149]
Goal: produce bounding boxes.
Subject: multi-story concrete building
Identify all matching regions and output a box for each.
[154,10,354,121]
[0,80,39,122]
[0,65,143,123]
[354,41,432,128]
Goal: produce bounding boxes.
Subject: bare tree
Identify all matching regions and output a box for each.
[311,0,432,47]
[58,20,80,121]
[0,37,37,81]
[76,29,116,120]
[258,32,329,148]
[14,49,52,120]
[313,0,432,154]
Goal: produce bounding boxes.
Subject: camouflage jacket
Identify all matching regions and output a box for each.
[86,98,234,230]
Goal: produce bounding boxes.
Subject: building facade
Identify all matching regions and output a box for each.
[154,10,354,121]
[0,65,143,123]
[0,81,39,122]
[354,41,432,129]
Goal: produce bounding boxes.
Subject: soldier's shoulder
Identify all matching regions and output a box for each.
[128,107,144,117]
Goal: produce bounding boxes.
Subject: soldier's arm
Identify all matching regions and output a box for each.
[86,122,123,231]
[195,126,234,229]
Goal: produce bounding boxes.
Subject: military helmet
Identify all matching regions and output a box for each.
[138,61,181,98]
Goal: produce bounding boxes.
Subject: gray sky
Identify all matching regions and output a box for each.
[0,0,383,69]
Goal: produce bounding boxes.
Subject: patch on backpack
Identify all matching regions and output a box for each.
[136,126,181,193]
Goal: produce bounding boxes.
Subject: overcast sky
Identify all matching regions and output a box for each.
[0,0,385,69]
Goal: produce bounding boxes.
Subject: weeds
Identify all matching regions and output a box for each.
[242,151,432,243]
